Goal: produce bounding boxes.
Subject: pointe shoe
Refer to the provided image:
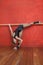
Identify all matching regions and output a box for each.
[13,47,17,50]
[33,21,40,24]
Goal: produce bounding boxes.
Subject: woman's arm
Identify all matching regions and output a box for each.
[8,24,15,37]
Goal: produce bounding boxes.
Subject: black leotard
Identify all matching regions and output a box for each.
[13,25,24,38]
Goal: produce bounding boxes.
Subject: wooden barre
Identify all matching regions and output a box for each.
[0,24,22,26]
[0,23,43,26]
[0,23,27,26]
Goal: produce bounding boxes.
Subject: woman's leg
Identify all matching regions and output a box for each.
[23,21,39,28]
[23,22,33,28]
[13,31,23,50]
[14,31,23,48]
[12,38,17,44]
[17,31,23,48]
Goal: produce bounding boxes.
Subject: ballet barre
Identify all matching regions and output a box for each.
[0,23,43,26]
[0,24,24,26]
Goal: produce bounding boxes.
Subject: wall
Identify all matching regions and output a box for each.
[0,0,43,47]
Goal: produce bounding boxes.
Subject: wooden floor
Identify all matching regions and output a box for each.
[0,47,43,65]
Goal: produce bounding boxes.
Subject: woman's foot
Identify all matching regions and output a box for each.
[13,47,18,50]
[13,46,20,50]
[33,21,40,24]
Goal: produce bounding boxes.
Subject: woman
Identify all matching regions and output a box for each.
[9,21,40,50]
